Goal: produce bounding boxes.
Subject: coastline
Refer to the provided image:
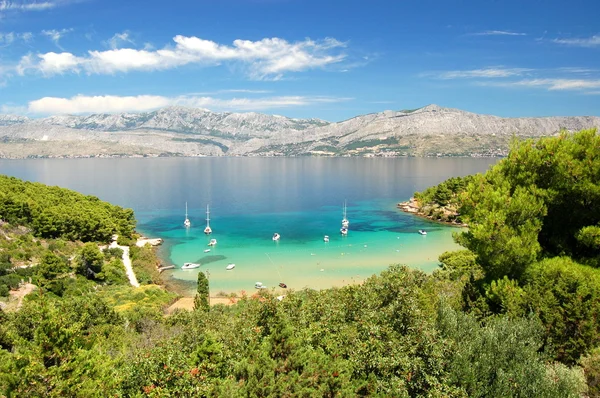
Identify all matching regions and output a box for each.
[397,197,468,228]
[141,203,469,304]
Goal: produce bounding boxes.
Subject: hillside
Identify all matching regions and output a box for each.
[0,105,599,158]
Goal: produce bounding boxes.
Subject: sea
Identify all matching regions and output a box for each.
[0,157,498,295]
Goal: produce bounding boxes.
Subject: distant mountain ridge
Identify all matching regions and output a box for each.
[0,105,598,158]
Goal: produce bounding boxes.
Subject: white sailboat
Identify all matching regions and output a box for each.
[341,200,349,228]
[204,204,212,235]
[183,202,191,228]
[272,233,280,241]
[340,227,348,236]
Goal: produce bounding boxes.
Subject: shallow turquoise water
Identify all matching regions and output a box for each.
[0,157,498,295]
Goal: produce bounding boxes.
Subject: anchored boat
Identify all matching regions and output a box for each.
[204,204,212,235]
[183,202,191,228]
[182,262,200,270]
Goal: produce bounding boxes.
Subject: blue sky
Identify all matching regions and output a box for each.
[1,0,599,121]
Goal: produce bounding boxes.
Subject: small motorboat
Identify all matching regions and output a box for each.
[272,233,280,241]
[418,229,427,235]
[182,262,200,270]
[226,263,235,270]
[204,249,211,253]
[255,282,267,289]
[340,227,348,236]
[208,238,217,246]
[323,235,330,242]
[279,282,287,289]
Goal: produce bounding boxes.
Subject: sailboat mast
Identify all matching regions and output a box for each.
[206,204,210,227]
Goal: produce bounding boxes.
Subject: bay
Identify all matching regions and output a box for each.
[0,157,498,295]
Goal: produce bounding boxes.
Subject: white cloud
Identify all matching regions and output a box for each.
[106,31,135,50]
[0,31,33,46]
[506,78,600,90]
[478,78,600,91]
[432,67,531,79]
[472,30,527,36]
[19,31,33,42]
[38,52,82,74]
[0,1,56,11]
[0,0,77,14]
[41,28,73,49]
[26,94,352,115]
[17,35,347,79]
[553,35,600,47]
[0,32,15,45]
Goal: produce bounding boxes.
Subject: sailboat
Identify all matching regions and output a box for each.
[204,204,212,235]
[183,202,191,228]
[341,200,349,228]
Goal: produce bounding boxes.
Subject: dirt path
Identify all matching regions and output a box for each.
[110,242,140,287]
[8,283,36,310]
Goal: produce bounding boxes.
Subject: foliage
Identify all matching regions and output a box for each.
[438,249,481,280]
[455,174,546,280]
[457,129,600,274]
[415,175,475,208]
[129,245,161,285]
[437,305,585,397]
[580,346,600,397]
[194,271,209,311]
[521,257,600,365]
[0,174,136,242]
[0,265,588,397]
[76,242,105,278]
[98,258,128,285]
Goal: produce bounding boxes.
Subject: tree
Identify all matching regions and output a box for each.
[194,271,209,311]
[76,243,104,278]
[522,257,600,364]
[456,129,600,277]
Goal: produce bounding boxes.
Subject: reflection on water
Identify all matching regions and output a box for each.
[0,157,498,214]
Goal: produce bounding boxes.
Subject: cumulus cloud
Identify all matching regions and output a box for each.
[553,35,600,48]
[17,35,347,79]
[26,94,352,114]
[472,30,527,36]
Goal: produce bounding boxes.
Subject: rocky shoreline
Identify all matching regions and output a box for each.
[397,197,468,227]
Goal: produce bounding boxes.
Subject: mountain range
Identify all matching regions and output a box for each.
[1,104,598,158]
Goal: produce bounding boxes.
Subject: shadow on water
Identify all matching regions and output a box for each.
[195,255,226,265]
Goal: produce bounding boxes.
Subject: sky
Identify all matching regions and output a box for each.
[0,0,599,121]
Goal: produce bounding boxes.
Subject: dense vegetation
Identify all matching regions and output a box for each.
[1,129,599,396]
[0,175,135,242]
[413,175,474,223]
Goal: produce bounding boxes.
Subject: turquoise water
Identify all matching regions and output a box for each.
[0,157,498,295]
